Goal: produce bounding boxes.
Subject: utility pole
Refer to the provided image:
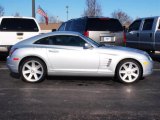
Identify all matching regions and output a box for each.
[66,6,69,20]
[93,0,96,16]
[32,0,35,18]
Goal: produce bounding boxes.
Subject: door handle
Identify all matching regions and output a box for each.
[129,31,134,34]
[49,50,59,53]
[17,33,23,36]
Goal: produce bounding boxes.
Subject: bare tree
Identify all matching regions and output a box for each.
[0,5,4,17]
[39,15,59,23]
[111,9,133,26]
[82,0,102,17]
[48,16,57,23]
[39,16,46,23]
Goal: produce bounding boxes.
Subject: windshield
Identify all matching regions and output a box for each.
[0,18,39,32]
[86,18,123,32]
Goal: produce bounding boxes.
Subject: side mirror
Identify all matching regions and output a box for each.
[83,43,92,49]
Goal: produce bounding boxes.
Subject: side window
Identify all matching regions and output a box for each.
[49,35,86,47]
[34,37,50,45]
[142,19,154,31]
[58,23,65,31]
[35,35,86,47]
[65,21,72,31]
[69,19,86,32]
[129,20,141,32]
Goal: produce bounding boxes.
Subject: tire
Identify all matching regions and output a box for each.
[20,58,47,83]
[116,59,142,84]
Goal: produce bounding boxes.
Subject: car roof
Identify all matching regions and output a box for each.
[135,16,160,20]
[83,16,110,19]
[0,16,36,20]
[42,31,83,37]
[65,16,114,22]
[14,31,84,46]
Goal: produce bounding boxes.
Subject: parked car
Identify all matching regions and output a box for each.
[126,16,160,53]
[58,17,126,46]
[0,16,41,52]
[7,31,153,84]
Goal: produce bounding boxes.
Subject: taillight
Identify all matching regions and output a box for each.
[84,31,89,37]
[13,58,19,61]
[9,48,18,57]
[123,32,126,46]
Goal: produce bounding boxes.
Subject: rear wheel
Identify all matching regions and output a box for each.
[116,60,142,84]
[20,58,46,83]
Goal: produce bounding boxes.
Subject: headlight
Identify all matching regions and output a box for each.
[148,55,152,61]
[145,52,152,61]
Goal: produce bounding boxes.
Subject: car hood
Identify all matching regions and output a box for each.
[98,45,146,55]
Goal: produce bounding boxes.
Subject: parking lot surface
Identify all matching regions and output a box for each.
[0,53,160,120]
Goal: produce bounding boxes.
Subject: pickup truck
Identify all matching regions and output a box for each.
[0,16,41,52]
[126,16,160,53]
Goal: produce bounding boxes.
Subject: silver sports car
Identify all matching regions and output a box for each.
[7,31,153,84]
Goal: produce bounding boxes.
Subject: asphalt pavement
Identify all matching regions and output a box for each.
[0,53,160,120]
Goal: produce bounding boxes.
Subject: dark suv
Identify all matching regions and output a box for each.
[58,17,126,46]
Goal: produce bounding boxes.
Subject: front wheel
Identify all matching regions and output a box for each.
[116,60,142,84]
[20,58,47,83]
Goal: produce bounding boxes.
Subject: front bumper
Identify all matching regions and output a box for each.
[142,59,153,77]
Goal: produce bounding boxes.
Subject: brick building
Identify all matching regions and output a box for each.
[39,23,61,33]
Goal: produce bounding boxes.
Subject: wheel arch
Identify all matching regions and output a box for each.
[115,58,143,77]
[18,56,48,73]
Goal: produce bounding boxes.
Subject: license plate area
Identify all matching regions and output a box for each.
[102,37,115,42]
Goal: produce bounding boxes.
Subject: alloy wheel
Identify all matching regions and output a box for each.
[22,60,44,82]
[119,62,140,83]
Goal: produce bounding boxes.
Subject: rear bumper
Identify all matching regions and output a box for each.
[0,45,11,52]
[0,46,8,52]
[7,56,19,73]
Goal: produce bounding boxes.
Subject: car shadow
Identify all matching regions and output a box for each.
[10,72,20,79]
[46,76,119,86]
[10,72,121,86]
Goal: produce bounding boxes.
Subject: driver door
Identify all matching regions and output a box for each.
[47,35,99,74]
[126,20,142,49]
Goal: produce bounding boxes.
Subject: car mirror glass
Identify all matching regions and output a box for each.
[83,43,92,49]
